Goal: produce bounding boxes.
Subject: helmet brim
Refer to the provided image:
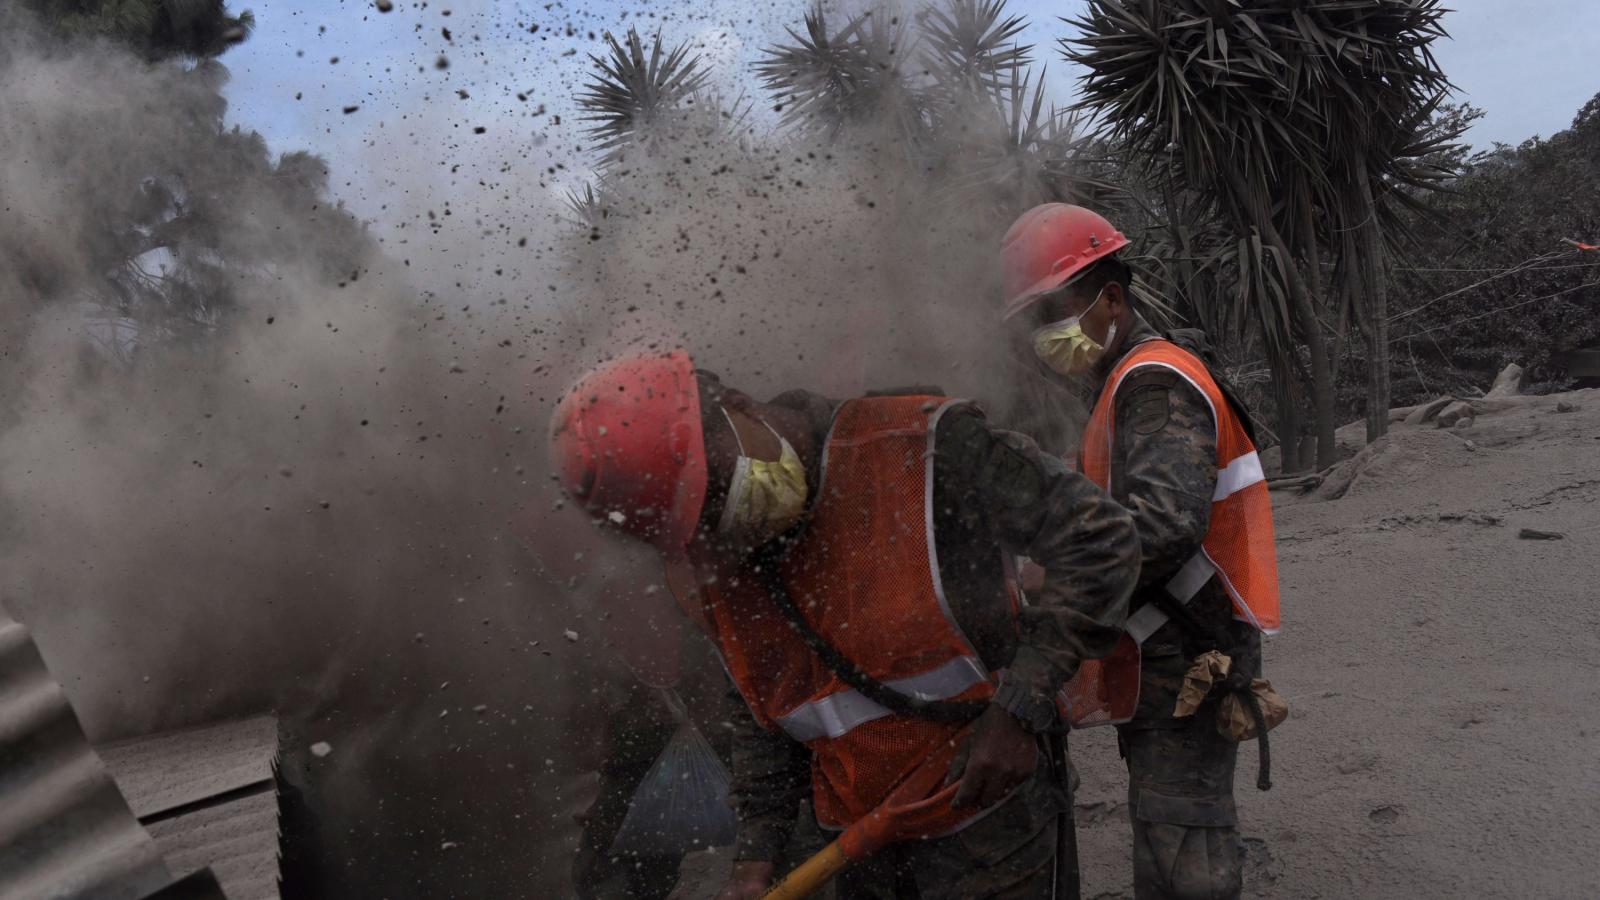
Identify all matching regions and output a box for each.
[1002,235,1130,323]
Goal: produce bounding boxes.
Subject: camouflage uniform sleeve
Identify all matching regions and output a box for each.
[1111,368,1218,589]
[727,681,811,862]
[937,409,1139,696]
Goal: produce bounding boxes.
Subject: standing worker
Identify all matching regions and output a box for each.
[998,204,1284,900]
[549,348,1140,898]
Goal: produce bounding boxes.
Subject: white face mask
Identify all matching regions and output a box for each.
[716,408,808,548]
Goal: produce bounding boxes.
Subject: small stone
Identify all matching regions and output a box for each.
[414,632,425,642]
[1518,528,1566,541]
[473,704,488,714]
[448,361,465,373]
[1369,806,1401,824]
[1555,401,1579,413]
[310,741,332,758]
[563,629,579,642]
[376,0,394,11]
[441,841,458,851]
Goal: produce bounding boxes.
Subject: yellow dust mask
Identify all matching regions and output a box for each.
[1032,287,1116,376]
[715,408,808,547]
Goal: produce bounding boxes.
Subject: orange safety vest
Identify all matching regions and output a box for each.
[1061,339,1281,727]
[684,396,995,830]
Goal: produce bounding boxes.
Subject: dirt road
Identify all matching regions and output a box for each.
[1067,387,1600,898]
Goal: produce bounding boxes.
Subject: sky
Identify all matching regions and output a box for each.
[220,0,1600,221]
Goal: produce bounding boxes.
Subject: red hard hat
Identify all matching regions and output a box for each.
[1000,203,1130,322]
[548,348,708,555]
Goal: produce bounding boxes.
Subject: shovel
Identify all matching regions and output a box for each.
[765,715,1086,899]
[759,759,964,899]
[761,728,1081,900]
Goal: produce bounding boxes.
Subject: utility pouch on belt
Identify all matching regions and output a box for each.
[1154,595,1283,790]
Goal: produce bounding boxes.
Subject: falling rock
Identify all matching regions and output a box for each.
[1485,363,1526,398]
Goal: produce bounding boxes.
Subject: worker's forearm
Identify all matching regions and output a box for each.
[1007,471,1139,693]
[936,411,1139,694]
[727,687,810,861]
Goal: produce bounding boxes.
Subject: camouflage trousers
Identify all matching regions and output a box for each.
[1117,706,1243,900]
[833,756,1071,900]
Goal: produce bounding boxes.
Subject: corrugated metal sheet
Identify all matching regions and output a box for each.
[0,612,173,900]
[100,718,281,900]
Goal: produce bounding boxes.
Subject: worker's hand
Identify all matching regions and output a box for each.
[947,705,1038,809]
[715,860,775,900]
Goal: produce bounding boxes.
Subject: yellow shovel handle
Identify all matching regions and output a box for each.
[759,840,850,900]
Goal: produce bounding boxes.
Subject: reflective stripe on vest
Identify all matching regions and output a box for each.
[1080,340,1281,637]
[775,654,989,742]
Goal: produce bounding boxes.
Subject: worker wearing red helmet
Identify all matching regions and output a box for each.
[550,348,1139,898]
[999,204,1284,900]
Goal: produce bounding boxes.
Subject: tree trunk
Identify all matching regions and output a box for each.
[1274,371,1303,473]
[1221,168,1338,470]
[1355,165,1390,442]
[1262,223,1337,470]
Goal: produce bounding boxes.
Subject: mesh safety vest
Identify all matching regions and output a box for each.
[688,396,995,830]
[1061,339,1281,726]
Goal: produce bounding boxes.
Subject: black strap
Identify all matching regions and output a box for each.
[1047,733,1082,900]
[1225,670,1273,791]
[1147,592,1273,791]
[752,542,987,723]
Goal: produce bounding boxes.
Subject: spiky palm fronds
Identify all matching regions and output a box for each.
[755,4,921,140]
[563,182,613,231]
[933,64,1114,221]
[1063,0,1460,461]
[920,0,1030,96]
[577,28,711,166]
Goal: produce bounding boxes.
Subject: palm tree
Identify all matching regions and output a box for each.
[1064,0,1458,469]
[755,3,925,150]
[576,28,713,171]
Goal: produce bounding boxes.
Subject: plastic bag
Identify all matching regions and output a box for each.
[609,689,737,858]
[1218,678,1289,742]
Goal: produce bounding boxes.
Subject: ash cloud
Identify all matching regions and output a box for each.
[0,2,1089,895]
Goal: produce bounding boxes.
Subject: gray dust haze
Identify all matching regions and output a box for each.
[0,2,1082,894]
